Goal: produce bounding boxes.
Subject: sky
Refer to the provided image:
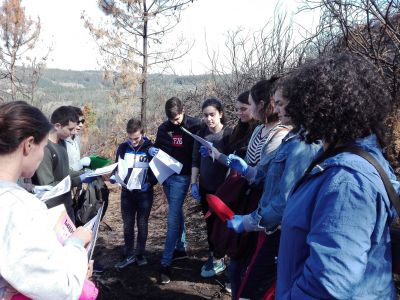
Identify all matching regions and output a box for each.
[23,0,318,75]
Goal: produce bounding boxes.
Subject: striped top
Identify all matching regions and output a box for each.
[246,125,268,166]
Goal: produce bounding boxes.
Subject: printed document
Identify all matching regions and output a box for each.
[86,162,118,177]
[38,175,71,202]
[149,149,183,183]
[181,127,217,161]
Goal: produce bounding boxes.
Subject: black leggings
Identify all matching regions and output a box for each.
[199,186,224,259]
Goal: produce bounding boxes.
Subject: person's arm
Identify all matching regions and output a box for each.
[33,147,58,186]
[281,181,378,299]
[258,142,318,230]
[154,124,171,153]
[249,128,290,185]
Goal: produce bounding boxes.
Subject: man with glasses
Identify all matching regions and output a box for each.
[66,106,87,171]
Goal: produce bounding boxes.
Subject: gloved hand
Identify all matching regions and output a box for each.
[227,154,249,175]
[227,215,245,233]
[148,147,159,157]
[141,182,150,192]
[109,175,116,184]
[80,157,91,168]
[33,185,52,196]
[80,172,96,184]
[199,145,210,157]
[191,183,201,201]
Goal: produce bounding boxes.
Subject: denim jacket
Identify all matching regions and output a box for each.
[276,135,398,299]
[244,130,322,231]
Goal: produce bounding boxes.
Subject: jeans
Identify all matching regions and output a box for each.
[121,188,154,256]
[161,174,190,266]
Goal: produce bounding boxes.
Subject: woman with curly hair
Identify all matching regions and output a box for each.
[276,52,399,299]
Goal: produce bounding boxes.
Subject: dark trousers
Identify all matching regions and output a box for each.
[199,186,224,258]
[238,230,280,300]
[120,188,153,256]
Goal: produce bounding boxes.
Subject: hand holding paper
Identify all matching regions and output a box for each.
[148,147,159,157]
[70,226,92,247]
[80,172,96,183]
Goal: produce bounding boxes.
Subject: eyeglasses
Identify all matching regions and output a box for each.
[78,119,85,124]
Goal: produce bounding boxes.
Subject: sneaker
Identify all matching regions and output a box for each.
[114,255,136,269]
[172,250,188,261]
[201,255,213,272]
[159,266,171,284]
[136,254,148,266]
[201,257,226,278]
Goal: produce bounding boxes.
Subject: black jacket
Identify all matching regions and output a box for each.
[154,114,202,176]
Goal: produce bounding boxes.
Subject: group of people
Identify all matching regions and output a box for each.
[1,51,399,300]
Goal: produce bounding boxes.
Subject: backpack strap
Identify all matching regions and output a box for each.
[341,146,400,216]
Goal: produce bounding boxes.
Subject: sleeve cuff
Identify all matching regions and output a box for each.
[244,166,257,182]
[242,211,265,232]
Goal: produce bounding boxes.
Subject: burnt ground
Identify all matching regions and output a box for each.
[92,184,231,300]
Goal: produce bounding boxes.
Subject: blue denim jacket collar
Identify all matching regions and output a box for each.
[309,134,382,176]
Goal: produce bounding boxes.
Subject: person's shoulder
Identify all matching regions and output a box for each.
[184,115,202,127]
[0,187,44,209]
[158,120,169,130]
[223,126,233,135]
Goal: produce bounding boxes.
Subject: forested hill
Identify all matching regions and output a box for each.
[37,68,211,108]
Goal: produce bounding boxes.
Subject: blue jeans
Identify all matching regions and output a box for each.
[161,174,190,266]
[121,189,154,256]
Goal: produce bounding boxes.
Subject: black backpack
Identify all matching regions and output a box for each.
[74,177,109,226]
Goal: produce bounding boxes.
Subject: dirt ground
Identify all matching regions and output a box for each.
[92,184,231,300]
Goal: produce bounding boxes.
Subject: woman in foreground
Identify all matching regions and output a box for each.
[0,101,93,300]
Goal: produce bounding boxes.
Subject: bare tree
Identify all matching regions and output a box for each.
[301,0,400,168]
[188,7,311,123]
[0,0,48,102]
[83,0,194,130]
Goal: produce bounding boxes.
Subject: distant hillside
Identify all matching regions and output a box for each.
[37,69,212,108]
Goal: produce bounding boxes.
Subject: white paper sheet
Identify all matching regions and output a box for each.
[126,168,146,190]
[84,203,104,260]
[86,162,118,177]
[181,126,217,161]
[118,158,128,181]
[38,175,71,202]
[149,149,183,184]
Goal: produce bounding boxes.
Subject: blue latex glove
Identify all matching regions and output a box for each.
[109,175,116,184]
[191,183,201,201]
[227,154,249,175]
[141,182,150,192]
[227,215,245,233]
[148,147,159,157]
[80,172,96,184]
[199,145,210,157]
